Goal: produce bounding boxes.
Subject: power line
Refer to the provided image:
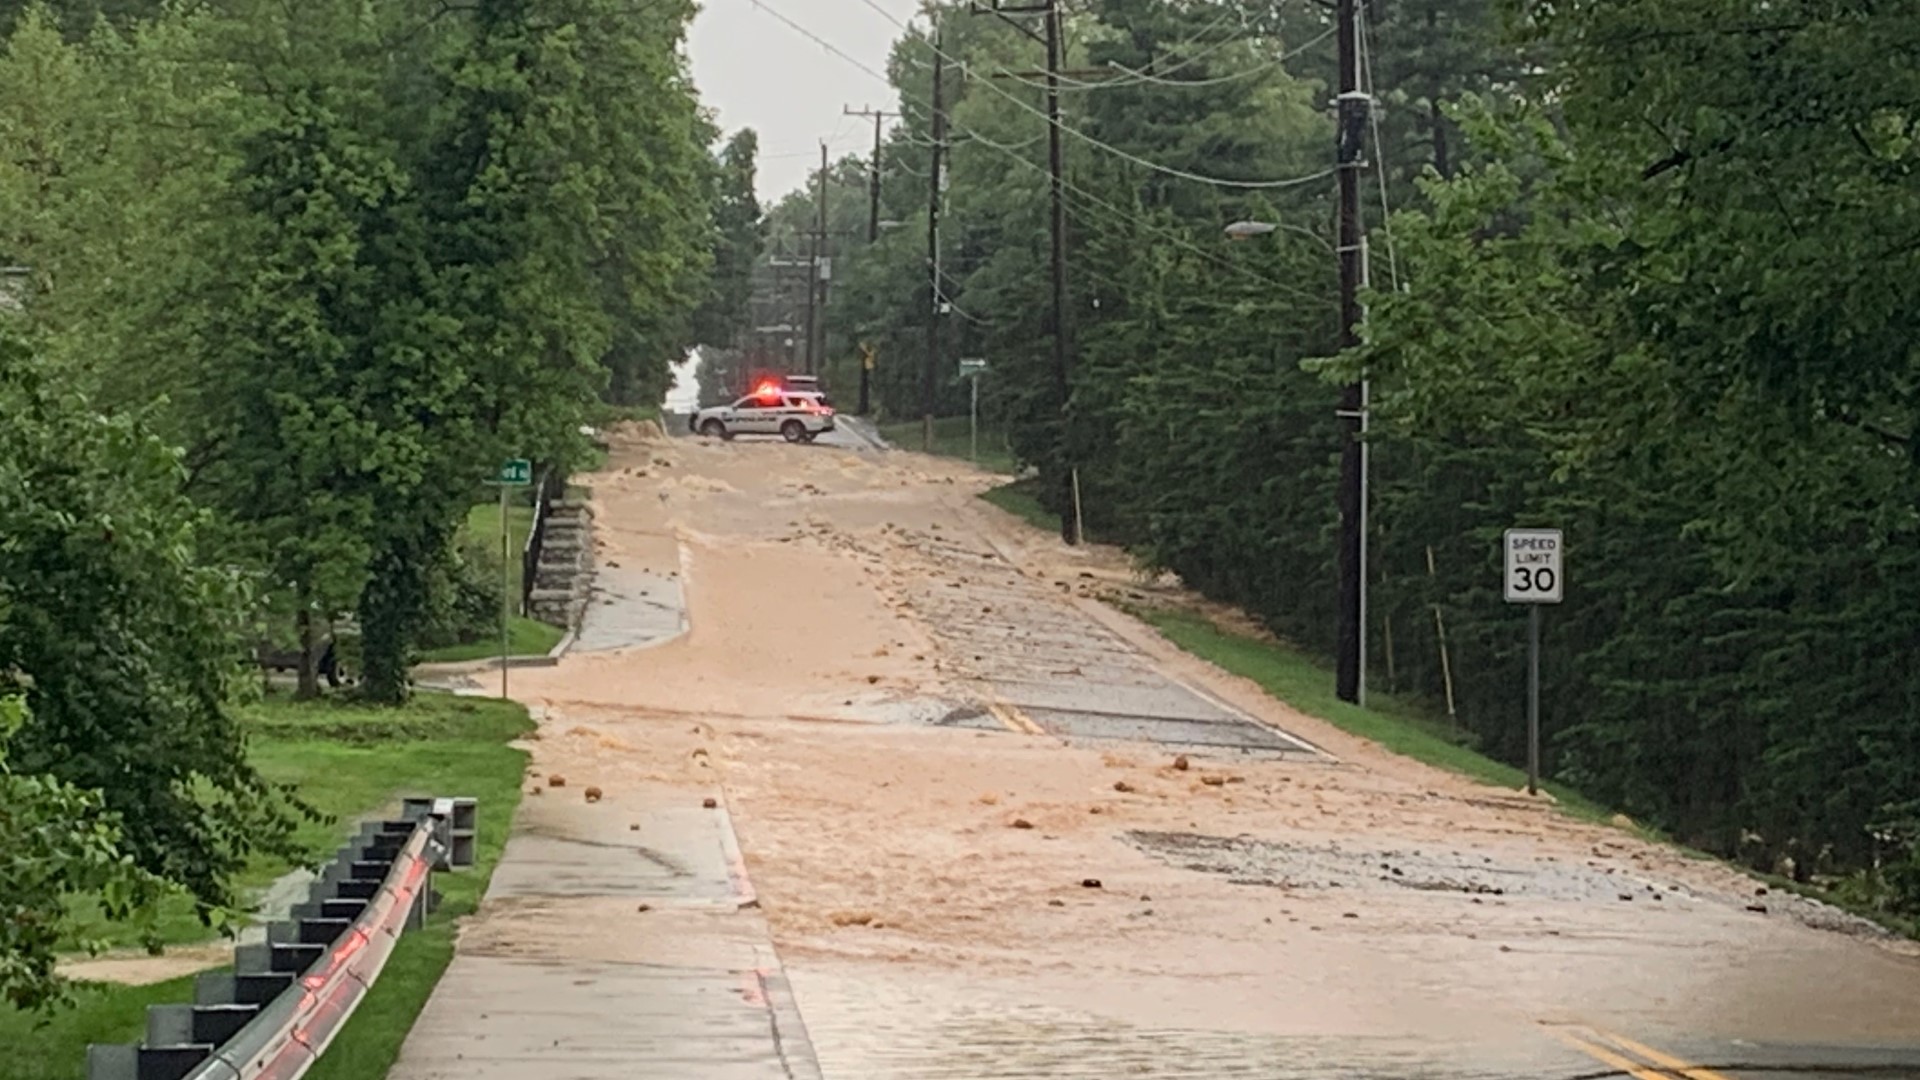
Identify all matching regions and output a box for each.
[851,0,1337,192]
[1076,8,1244,85]
[1358,9,1400,290]
[988,24,1332,97]
[744,0,1328,299]
[1057,183,1332,308]
[1003,16,1328,94]
[1105,26,1336,88]
[997,8,1246,92]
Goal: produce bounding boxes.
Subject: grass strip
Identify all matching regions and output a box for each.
[8,694,532,1080]
[878,415,1018,474]
[1132,606,1612,822]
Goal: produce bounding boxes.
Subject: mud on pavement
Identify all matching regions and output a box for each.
[496,423,1920,1079]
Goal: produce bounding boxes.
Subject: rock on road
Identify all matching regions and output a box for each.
[400,421,1920,1080]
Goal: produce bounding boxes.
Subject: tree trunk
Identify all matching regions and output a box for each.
[295,603,320,700]
[357,521,445,706]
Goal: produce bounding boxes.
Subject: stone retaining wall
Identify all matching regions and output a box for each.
[528,496,593,629]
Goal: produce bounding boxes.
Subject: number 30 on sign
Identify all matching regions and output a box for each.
[1504,528,1564,604]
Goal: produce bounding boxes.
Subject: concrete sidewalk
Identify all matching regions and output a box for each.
[387,769,820,1080]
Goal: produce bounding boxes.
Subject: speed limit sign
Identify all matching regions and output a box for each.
[1504,528,1563,604]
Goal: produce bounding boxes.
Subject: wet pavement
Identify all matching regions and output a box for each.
[387,753,820,1080]
[396,427,1920,1080]
[573,561,688,654]
[888,522,1321,760]
[787,961,1920,1079]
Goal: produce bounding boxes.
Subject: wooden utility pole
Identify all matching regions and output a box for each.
[844,105,898,242]
[922,25,946,452]
[1334,0,1370,704]
[1043,0,1073,544]
[845,104,898,417]
[809,141,830,376]
[972,0,1074,543]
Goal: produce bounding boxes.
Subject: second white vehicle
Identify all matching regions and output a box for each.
[691,388,836,443]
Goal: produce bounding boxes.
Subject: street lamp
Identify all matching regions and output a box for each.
[1225,219,1372,709]
[1224,219,1333,252]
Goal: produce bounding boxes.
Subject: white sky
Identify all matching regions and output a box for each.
[688,0,923,203]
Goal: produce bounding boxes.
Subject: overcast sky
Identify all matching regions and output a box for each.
[688,0,923,204]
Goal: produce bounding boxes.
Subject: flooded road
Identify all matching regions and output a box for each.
[502,423,1920,1079]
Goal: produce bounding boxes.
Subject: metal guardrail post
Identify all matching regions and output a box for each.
[86,797,476,1080]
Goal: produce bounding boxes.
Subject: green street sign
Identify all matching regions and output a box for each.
[497,458,532,486]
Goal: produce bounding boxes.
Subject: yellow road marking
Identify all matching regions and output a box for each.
[1546,1028,1675,1080]
[1597,1030,1737,1080]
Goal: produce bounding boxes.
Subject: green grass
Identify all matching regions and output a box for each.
[978,478,1056,533]
[61,694,530,950]
[460,502,535,600]
[0,974,207,1080]
[12,693,532,1080]
[1139,607,1920,940]
[417,616,562,663]
[414,503,566,663]
[298,700,528,1080]
[1133,607,1611,822]
[878,415,1018,474]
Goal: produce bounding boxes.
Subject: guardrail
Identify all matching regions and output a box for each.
[87,797,476,1080]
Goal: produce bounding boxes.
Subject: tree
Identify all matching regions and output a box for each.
[690,128,766,353]
[0,330,302,930]
[0,696,161,1012]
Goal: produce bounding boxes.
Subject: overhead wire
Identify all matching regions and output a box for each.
[743,0,1330,302]
[1013,7,1242,91]
[1104,26,1335,88]
[1057,183,1333,308]
[993,24,1333,95]
[1358,4,1401,290]
[962,121,1331,307]
[849,0,1336,192]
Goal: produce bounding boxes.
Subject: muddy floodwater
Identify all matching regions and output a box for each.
[467,422,1920,1078]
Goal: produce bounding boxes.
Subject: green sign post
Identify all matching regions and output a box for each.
[491,459,533,698]
[497,458,532,486]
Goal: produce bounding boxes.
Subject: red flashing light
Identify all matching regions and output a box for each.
[752,380,781,400]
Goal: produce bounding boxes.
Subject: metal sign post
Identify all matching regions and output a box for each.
[1503,527,1563,794]
[959,358,987,462]
[494,459,532,699]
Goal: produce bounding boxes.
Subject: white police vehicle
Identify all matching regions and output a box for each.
[691,384,836,443]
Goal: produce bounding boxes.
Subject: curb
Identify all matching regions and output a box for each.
[711,799,758,911]
[838,416,891,451]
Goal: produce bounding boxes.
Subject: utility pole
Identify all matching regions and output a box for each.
[846,104,897,418]
[802,238,818,376]
[972,0,1074,543]
[922,24,946,452]
[810,141,830,376]
[1333,0,1370,705]
[844,105,898,242]
[1044,0,1073,544]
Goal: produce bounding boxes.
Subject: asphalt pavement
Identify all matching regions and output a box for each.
[390,426,1920,1080]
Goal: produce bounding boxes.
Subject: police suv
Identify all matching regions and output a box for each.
[691,386,836,443]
